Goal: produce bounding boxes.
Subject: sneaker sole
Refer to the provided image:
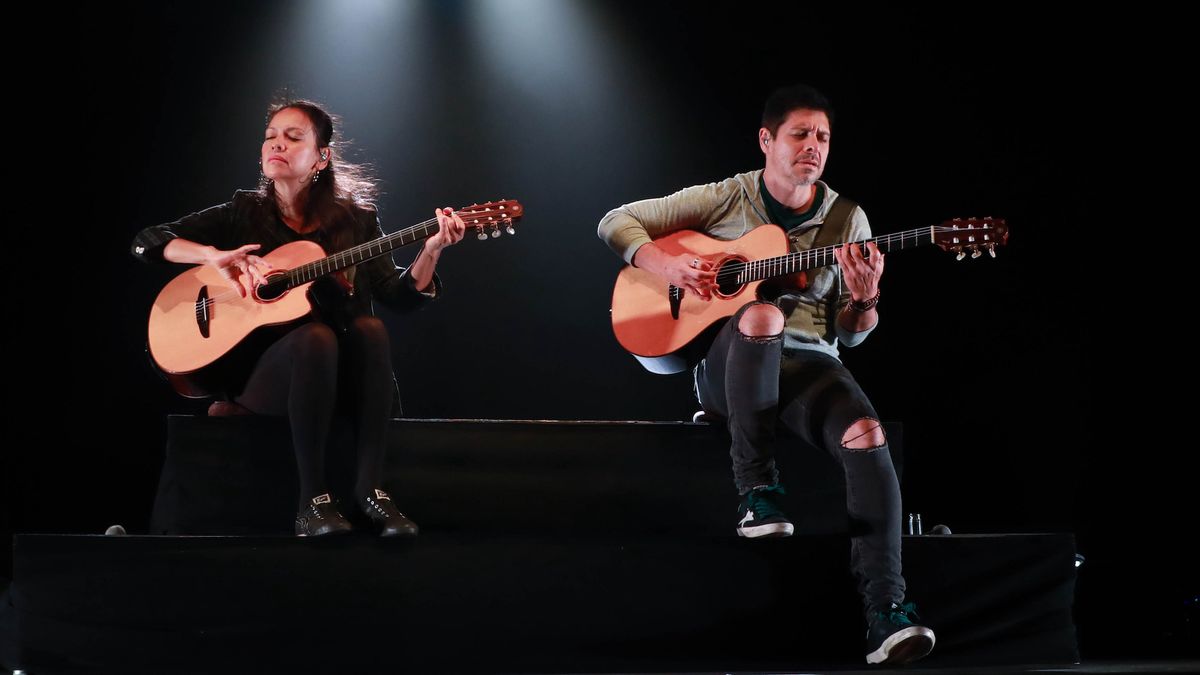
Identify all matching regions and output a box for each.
[737,522,795,538]
[866,626,935,665]
[296,522,354,537]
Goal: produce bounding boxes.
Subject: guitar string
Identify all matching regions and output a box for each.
[195,220,977,313]
[710,226,999,285]
[193,218,441,311]
[194,211,515,312]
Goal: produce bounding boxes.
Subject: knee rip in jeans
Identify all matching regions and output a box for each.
[840,417,887,452]
[736,303,785,342]
[737,332,782,345]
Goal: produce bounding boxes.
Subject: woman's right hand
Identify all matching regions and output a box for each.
[163,239,274,298]
[207,244,273,298]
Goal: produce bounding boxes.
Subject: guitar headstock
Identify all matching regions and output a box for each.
[457,200,525,241]
[933,217,1008,260]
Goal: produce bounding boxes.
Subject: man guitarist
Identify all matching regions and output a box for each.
[597,84,934,665]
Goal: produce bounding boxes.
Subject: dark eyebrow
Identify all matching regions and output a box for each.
[791,125,829,134]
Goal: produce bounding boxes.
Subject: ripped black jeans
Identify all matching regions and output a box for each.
[695,301,905,615]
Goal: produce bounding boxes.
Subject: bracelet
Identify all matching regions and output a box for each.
[847,289,880,313]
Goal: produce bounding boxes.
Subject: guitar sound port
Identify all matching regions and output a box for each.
[254,272,290,302]
[714,257,746,298]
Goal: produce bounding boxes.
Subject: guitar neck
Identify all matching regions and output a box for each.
[740,226,936,283]
[283,218,441,289]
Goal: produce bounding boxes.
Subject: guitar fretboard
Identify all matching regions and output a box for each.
[283,218,441,289]
[721,224,997,285]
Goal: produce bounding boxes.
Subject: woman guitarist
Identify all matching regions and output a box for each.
[132,99,465,537]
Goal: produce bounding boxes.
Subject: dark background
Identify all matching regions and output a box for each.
[5,1,1187,660]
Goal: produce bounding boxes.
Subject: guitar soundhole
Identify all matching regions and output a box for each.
[714,257,747,298]
[255,273,290,302]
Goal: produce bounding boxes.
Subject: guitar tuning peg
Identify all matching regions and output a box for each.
[971,248,982,259]
[476,229,488,241]
[490,227,501,238]
[506,224,516,235]
[955,251,967,261]
[988,244,997,258]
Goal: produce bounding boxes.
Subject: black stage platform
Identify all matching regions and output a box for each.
[147,416,900,537]
[2,418,1079,673]
[3,532,1078,673]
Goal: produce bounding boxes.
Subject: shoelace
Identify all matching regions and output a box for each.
[883,602,920,626]
[307,495,338,520]
[747,485,788,519]
[366,495,396,516]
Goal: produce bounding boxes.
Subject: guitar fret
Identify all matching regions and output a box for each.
[612,219,1005,377]
[151,200,522,400]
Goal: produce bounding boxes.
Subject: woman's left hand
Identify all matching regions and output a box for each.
[426,207,467,252]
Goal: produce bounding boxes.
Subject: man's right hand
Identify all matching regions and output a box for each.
[632,243,717,301]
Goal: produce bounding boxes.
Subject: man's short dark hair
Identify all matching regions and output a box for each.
[761,84,834,136]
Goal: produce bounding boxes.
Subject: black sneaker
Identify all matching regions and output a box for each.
[865,602,935,665]
[736,485,794,538]
[295,493,353,537]
[361,488,419,537]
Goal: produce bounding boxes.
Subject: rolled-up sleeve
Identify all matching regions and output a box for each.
[597,179,737,265]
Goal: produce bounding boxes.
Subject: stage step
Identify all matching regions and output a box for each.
[1,532,1077,673]
[2,417,1077,672]
[150,415,904,537]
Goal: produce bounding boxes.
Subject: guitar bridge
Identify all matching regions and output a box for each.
[195,286,211,338]
[668,284,682,320]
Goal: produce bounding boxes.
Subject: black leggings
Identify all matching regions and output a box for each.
[695,301,905,616]
[235,316,394,509]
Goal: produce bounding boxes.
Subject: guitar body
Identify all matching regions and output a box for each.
[144,198,526,398]
[611,225,789,374]
[610,216,1008,375]
[148,240,327,386]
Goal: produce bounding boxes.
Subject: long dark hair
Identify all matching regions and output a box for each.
[258,98,378,251]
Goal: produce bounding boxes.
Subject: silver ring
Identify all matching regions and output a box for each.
[690,257,700,269]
